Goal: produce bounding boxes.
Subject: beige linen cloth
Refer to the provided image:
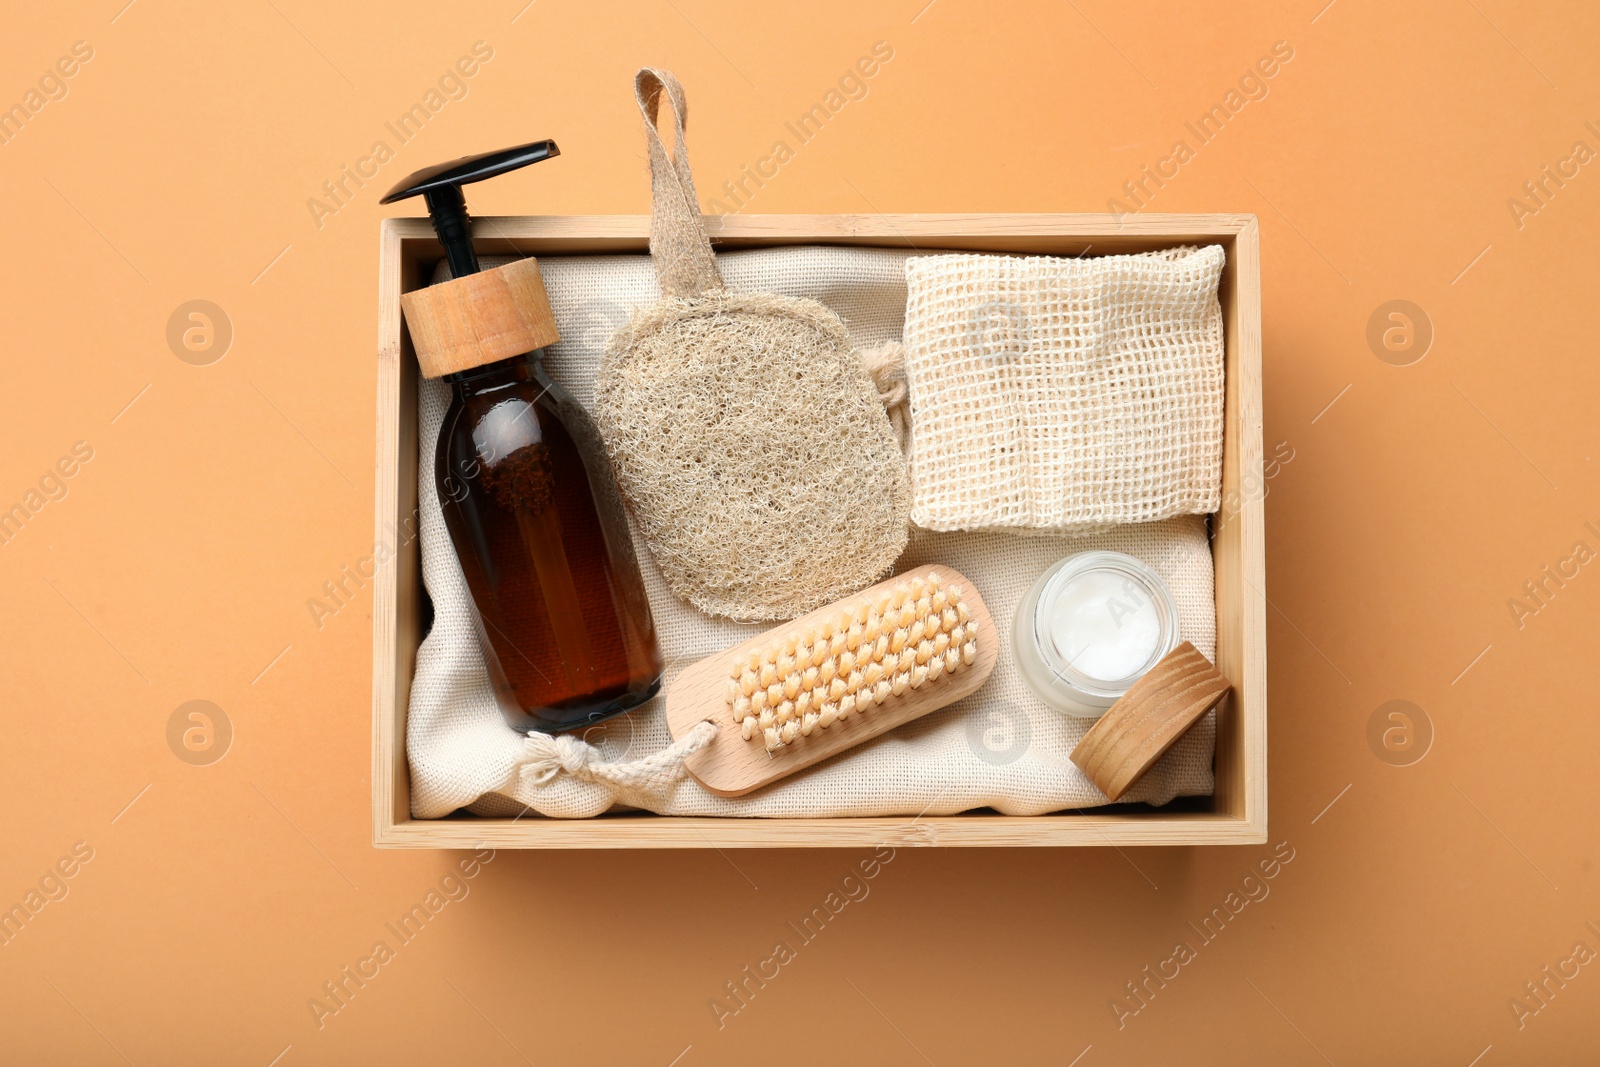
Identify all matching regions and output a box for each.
[407,247,1217,819]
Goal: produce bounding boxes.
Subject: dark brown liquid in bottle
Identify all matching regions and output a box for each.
[439,354,661,733]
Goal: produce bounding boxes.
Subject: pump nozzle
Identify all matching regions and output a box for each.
[382,140,560,280]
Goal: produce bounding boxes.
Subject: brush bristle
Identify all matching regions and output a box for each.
[727,572,980,752]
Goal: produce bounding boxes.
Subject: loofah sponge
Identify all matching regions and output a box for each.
[596,290,909,622]
[595,69,909,622]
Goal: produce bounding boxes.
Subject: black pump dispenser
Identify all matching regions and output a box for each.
[381,139,560,279]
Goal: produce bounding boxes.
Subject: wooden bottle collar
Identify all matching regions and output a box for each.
[399,257,561,379]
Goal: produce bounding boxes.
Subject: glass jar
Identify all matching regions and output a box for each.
[438,352,663,733]
[1012,550,1180,719]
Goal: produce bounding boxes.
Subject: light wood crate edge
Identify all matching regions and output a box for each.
[373,213,1267,849]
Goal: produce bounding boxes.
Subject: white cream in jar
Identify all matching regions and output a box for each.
[1012,551,1180,718]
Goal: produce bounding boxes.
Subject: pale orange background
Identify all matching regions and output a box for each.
[3,0,1597,1063]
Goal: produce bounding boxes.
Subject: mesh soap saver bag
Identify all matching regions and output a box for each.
[594,69,910,622]
[902,247,1226,533]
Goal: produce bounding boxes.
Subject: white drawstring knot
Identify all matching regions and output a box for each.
[519,732,595,786]
[860,340,909,452]
[516,719,718,794]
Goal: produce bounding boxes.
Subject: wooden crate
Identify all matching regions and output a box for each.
[373,214,1265,848]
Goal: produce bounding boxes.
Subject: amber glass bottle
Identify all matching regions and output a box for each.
[438,354,662,732]
[384,140,662,733]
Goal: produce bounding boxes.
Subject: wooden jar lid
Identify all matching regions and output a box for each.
[399,257,561,379]
[1069,641,1231,802]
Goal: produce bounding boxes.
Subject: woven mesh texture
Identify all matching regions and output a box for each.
[406,246,1218,820]
[903,246,1226,532]
[594,290,910,622]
